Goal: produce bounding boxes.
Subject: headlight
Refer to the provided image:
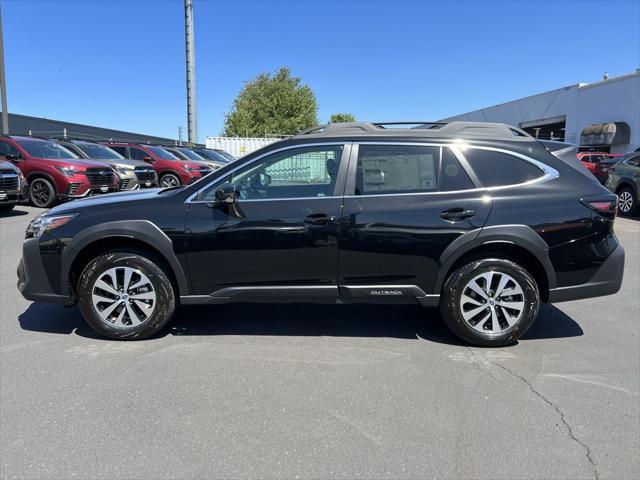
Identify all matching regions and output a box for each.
[26,214,77,239]
[55,166,83,177]
[113,166,131,175]
[182,165,200,173]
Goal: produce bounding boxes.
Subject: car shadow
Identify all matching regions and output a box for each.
[0,208,30,218]
[18,301,583,345]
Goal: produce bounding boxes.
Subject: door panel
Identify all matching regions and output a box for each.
[184,144,349,295]
[338,144,492,294]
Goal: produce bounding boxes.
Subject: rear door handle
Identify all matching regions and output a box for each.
[440,208,475,221]
[304,213,331,226]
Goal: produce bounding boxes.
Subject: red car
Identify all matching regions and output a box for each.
[0,136,119,208]
[577,152,624,184]
[104,142,213,187]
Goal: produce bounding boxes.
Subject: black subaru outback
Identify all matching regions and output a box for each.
[17,122,625,346]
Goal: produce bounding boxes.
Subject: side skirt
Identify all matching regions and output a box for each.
[180,285,440,307]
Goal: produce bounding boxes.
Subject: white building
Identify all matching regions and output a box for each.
[442,70,640,154]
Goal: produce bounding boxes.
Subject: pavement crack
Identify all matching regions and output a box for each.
[492,362,600,480]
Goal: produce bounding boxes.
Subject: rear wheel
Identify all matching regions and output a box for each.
[617,187,637,216]
[77,250,176,340]
[29,178,56,208]
[159,173,181,188]
[440,258,540,347]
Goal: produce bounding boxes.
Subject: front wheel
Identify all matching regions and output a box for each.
[617,187,637,216]
[29,178,57,208]
[159,173,181,188]
[440,258,540,347]
[77,250,176,340]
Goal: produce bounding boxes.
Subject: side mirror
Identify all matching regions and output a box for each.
[214,183,240,204]
[143,156,155,162]
[4,154,20,161]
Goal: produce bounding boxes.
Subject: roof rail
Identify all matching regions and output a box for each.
[294,121,532,140]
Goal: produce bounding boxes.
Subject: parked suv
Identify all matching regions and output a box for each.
[0,159,28,212]
[18,122,624,346]
[0,136,118,207]
[577,152,623,184]
[104,142,212,187]
[192,147,236,164]
[605,151,640,216]
[56,139,157,190]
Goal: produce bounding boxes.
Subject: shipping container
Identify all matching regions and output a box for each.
[205,136,282,158]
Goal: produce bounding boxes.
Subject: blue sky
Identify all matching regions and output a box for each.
[3,0,639,141]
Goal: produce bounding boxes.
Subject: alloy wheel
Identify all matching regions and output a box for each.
[30,179,53,207]
[618,191,633,213]
[460,271,525,334]
[91,266,156,327]
[160,174,180,188]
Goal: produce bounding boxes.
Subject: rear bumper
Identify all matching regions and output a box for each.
[548,244,625,302]
[17,238,73,305]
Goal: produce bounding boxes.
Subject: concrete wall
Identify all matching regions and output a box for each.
[443,72,640,154]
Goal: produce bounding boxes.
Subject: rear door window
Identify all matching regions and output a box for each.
[439,148,475,191]
[355,145,438,195]
[462,149,545,188]
[130,148,149,160]
[110,146,128,157]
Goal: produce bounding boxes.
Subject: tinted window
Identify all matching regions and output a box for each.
[626,155,640,167]
[202,145,343,201]
[130,148,149,160]
[439,148,475,191]
[355,145,438,195]
[77,143,124,160]
[0,141,20,158]
[110,146,127,157]
[463,149,544,187]
[16,140,78,159]
[146,146,179,160]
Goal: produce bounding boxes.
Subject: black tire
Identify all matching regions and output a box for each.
[77,249,176,340]
[159,173,181,188]
[617,187,637,216]
[0,204,15,213]
[440,258,540,347]
[29,177,57,208]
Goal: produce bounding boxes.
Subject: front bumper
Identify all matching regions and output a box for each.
[17,238,73,305]
[548,244,625,302]
[0,187,28,205]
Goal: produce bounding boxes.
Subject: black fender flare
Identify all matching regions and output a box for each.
[26,171,58,192]
[158,170,183,182]
[433,224,557,293]
[60,220,190,296]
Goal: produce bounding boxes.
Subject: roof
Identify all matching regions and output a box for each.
[293,121,533,141]
[3,135,50,142]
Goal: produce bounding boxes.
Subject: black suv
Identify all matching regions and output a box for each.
[17,122,625,346]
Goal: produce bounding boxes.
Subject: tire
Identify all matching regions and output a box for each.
[29,177,57,208]
[77,249,176,340]
[0,204,15,213]
[617,187,637,216]
[440,258,540,347]
[159,173,181,188]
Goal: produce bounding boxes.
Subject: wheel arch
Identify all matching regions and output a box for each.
[26,171,59,192]
[158,170,183,183]
[435,225,555,302]
[615,179,638,195]
[62,220,190,298]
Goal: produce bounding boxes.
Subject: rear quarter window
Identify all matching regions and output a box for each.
[463,149,545,188]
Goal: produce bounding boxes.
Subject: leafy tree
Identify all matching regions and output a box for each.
[330,113,356,123]
[223,67,318,137]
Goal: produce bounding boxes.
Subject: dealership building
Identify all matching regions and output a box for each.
[442,70,640,154]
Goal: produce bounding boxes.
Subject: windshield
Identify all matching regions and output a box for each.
[17,140,79,159]
[146,146,179,160]
[176,148,206,161]
[196,149,231,163]
[76,143,125,160]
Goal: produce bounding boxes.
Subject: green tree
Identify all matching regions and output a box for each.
[223,67,318,137]
[330,113,356,123]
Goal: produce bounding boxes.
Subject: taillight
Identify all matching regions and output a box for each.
[581,196,618,216]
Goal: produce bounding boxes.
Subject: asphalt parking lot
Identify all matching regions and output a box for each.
[1,205,638,480]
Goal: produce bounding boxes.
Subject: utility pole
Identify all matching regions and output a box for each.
[0,4,9,134]
[184,0,198,144]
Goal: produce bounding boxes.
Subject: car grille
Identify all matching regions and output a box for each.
[134,168,156,182]
[0,172,19,191]
[85,168,115,186]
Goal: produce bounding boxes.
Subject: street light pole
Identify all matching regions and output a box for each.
[184,0,198,144]
[0,4,9,134]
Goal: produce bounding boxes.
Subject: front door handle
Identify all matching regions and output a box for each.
[304,213,330,226]
[441,208,475,222]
